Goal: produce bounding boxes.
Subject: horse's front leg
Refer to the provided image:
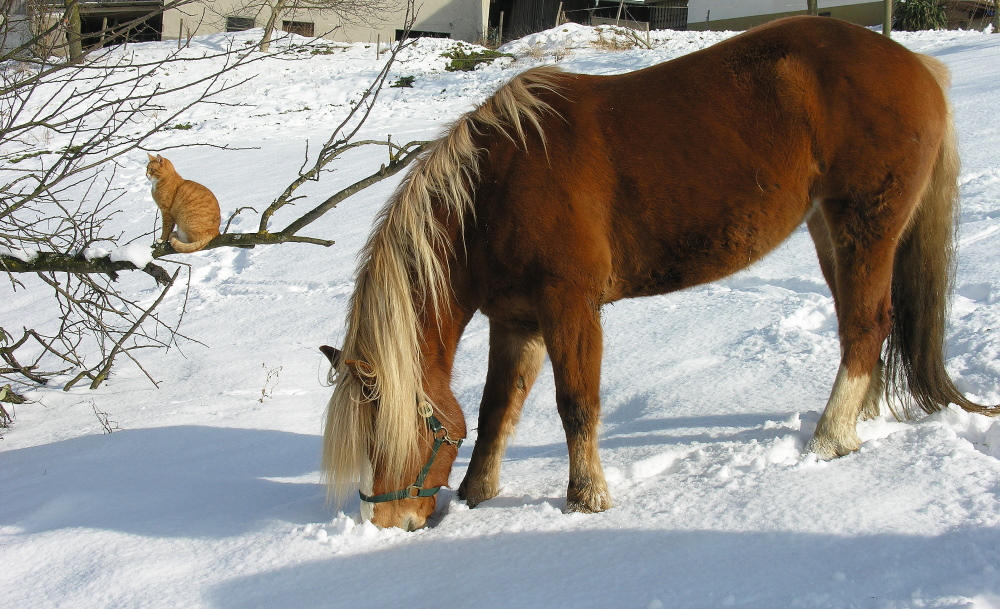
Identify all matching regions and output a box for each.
[459,319,546,507]
[538,286,613,513]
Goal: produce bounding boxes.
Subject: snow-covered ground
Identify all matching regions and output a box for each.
[4,23,1000,609]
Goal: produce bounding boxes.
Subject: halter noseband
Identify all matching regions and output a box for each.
[359,398,463,504]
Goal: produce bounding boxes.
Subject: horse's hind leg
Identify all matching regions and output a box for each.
[459,319,546,507]
[537,285,612,513]
[807,214,884,422]
[806,199,902,459]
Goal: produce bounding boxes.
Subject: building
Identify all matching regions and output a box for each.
[31,1,983,52]
[163,0,491,44]
[569,1,884,34]
[1,0,33,54]
[163,0,884,42]
[682,1,883,31]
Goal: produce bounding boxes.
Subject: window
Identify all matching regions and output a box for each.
[283,20,315,37]
[395,29,450,40]
[226,16,255,32]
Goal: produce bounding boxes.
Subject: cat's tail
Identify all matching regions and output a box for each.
[170,234,216,253]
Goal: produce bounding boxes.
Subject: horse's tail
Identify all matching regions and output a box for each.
[322,66,565,502]
[884,55,996,418]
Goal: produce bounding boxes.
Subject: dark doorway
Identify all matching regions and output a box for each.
[488,0,514,42]
[80,4,162,48]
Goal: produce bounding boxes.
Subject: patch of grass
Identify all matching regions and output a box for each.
[168,122,193,130]
[308,45,348,55]
[390,75,416,88]
[441,48,513,72]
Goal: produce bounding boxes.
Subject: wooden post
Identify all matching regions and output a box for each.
[178,19,183,49]
[376,34,380,58]
[807,0,818,16]
[994,0,999,32]
[556,2,563,27]
[883,0,892,36]
[615,0,624,25]
[498,10,504,44]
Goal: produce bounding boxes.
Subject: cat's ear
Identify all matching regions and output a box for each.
[147,153,156,162]
[156,154,164,162]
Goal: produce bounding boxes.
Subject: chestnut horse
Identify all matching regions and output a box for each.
[322,16,996,530]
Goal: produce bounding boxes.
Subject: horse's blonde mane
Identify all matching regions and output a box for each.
[322,66,565,501]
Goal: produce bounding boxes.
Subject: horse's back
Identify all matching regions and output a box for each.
[469,16,950,311]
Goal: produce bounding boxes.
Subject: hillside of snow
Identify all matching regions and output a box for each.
[3,23,1000,609]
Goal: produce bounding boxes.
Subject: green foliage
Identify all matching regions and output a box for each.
[390,75,416,88]
[441,48,512,72]
[168,122,193,130]
[894,0,948,31]
[9,149,51,164]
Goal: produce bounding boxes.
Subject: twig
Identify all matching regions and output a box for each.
[87,267,180,389]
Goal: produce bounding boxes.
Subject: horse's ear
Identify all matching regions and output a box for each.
[320,346,376,384]
[319,345,342,367]
[344,358,375,379]
[338,356,377,402]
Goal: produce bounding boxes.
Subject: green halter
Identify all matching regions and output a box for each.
[359,400,463,504]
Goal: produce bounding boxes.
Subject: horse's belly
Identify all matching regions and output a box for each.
[614,210,806,299]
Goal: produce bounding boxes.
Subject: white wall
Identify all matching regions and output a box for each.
[687,0,876,25]
[163,0,489,44]
[2,0,32,54]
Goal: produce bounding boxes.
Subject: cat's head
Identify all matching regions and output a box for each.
[145,153,174,182]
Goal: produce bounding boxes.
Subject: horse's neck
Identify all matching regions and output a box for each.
[419,292,470,376]
[417,278,474,431]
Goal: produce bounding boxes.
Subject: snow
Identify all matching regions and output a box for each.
[109,244,155,268]
[3,24,1000,609]
[0,244,36,262]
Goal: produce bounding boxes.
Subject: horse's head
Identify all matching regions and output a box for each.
[321,345,463,531]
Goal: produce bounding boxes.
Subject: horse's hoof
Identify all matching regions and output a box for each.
[457,478,499,508]
[566,485,613,513]
[807,434,860,460]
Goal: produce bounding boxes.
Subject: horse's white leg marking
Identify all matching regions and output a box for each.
[808,364,871,459]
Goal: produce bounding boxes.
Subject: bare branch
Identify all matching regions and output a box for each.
[1,0,428,392]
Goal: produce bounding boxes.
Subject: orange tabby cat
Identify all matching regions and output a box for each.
[146,153,221,253]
